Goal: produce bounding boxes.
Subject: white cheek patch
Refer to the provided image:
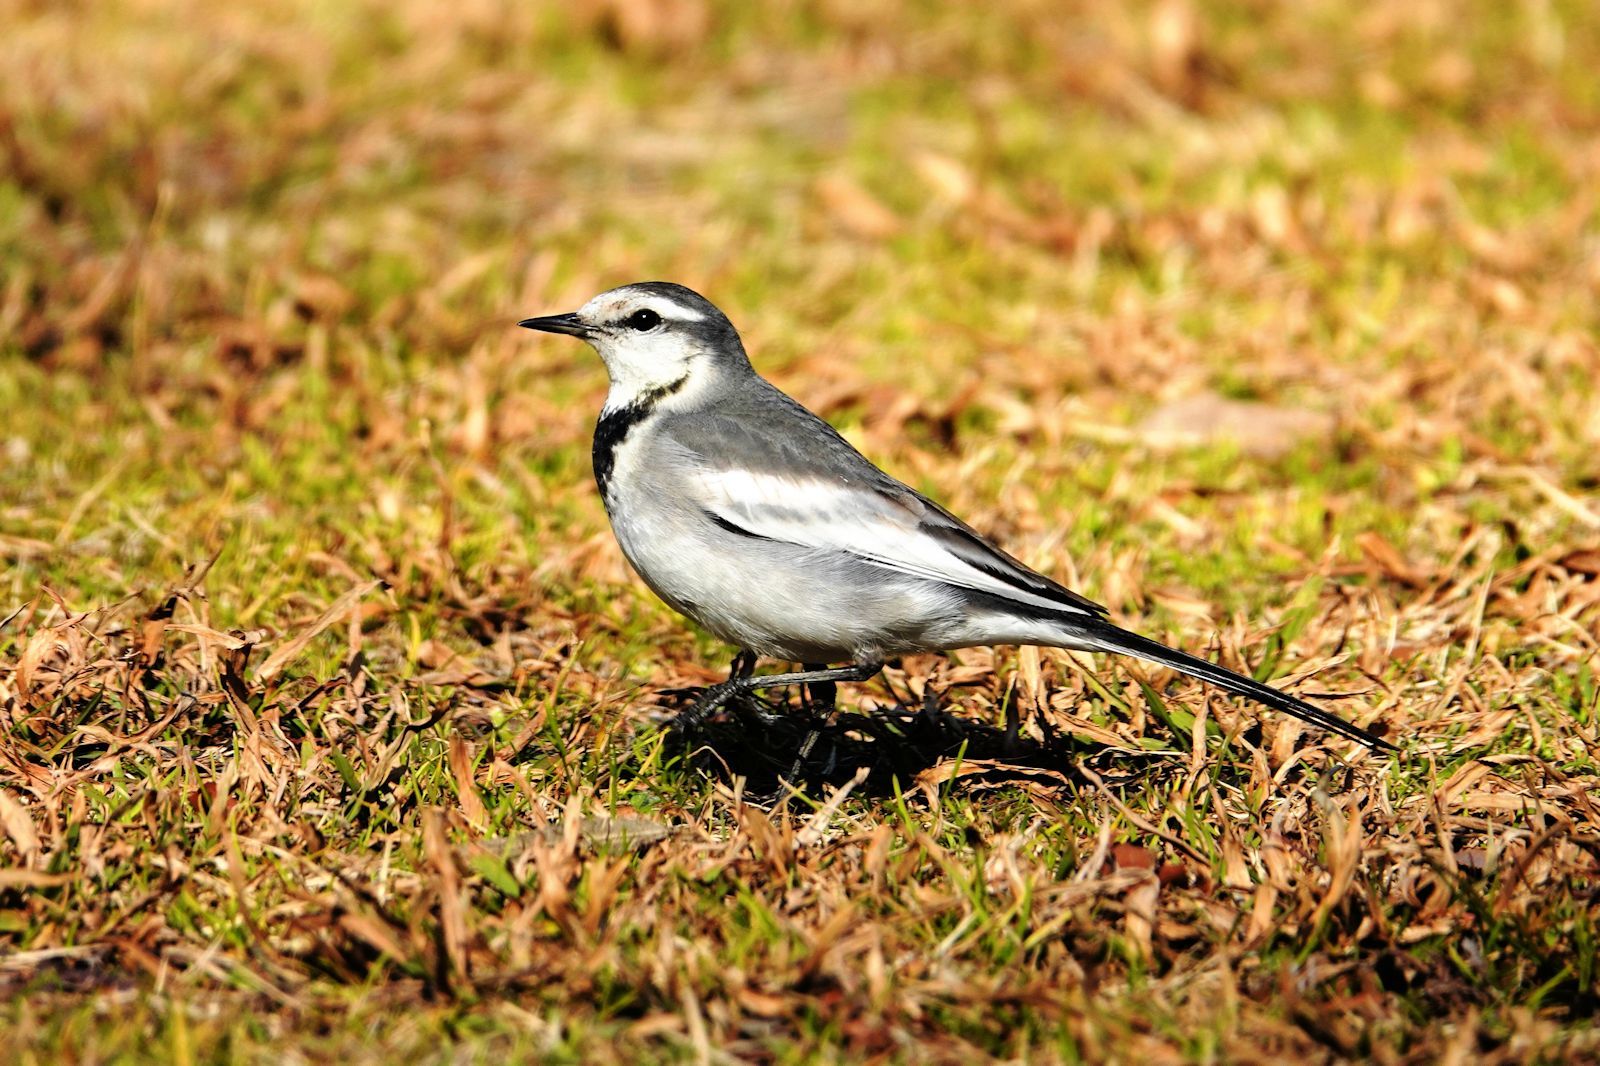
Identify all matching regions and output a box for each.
[586,289,715,412]
[600,331,700,413]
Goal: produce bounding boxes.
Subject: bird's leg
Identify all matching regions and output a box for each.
[673,660,883,734]
[801,666,837,716]
[789,664,837,783]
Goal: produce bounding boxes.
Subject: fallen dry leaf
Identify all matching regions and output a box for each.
[1133,394,1336,459]
[255,580,383,681]
[813,174,902,240]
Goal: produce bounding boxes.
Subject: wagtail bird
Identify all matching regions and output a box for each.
[520,282,1392,751]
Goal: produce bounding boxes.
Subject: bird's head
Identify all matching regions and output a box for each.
[520,282,750,412]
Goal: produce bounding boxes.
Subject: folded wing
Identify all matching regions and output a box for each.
[692,466,1107,619]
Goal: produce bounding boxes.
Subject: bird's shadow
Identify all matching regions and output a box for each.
[654,681,1119,802]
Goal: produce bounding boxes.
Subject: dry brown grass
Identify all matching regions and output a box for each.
[3,0,1600,1060]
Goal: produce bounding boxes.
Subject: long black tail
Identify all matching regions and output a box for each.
[1074,619,1395,751]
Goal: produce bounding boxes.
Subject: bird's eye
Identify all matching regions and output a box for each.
[624,308,661,332]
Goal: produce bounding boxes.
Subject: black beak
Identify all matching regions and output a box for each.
[517,312,590,337]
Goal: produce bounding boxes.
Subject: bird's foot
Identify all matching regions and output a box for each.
[669,681,738,733]
[666,648,763,733]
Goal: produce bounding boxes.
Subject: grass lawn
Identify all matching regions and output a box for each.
[3,0,1599,1060]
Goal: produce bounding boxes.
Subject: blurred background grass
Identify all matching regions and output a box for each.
[3,0,1600,1060]
[4,0,1598,628]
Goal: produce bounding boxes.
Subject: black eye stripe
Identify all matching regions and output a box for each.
[625,308,661,331]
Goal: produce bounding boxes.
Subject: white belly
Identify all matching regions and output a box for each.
[605,491,963,662]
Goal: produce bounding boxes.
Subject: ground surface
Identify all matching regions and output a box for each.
[3,0,1600,1061]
